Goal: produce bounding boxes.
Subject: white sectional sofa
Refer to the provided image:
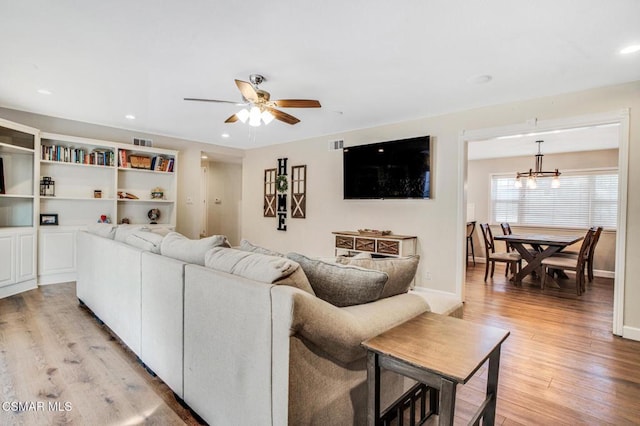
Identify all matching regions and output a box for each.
[76,228,458,425]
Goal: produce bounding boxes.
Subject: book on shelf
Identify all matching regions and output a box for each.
[42,144,114,166]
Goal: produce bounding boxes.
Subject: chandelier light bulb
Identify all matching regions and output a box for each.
[526,176,537,189]
[551,175,560,188]
[514,177,523,188]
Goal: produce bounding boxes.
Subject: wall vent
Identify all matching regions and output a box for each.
[328,139,344,151]
[133,137,153,147]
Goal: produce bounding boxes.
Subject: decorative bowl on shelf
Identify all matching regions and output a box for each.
[357,229,392,236]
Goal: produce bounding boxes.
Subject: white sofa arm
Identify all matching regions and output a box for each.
[272,286,430,364]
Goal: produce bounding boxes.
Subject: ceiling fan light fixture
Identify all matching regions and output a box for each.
[261,110,274,125]
[236,108,250,123]
[249,106,262,127]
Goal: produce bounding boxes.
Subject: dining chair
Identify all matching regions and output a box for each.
[555,226,603,282]
[540,228,595,295]
[466,221,476,266]
[500,222,539,276]
[479,223,522,282]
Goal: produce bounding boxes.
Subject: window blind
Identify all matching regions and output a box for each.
[490,168,618,229]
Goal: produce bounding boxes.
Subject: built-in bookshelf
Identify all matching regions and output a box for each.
[36,133,178,285]
[0,118,39,297]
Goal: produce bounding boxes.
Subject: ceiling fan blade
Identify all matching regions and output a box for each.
[273,99,321,108]
[224,113,239,123]
[266,107,300,125]
[184,97,241,105]
[235,79,258,103]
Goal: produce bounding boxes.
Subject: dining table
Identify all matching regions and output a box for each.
[493,233,584,284]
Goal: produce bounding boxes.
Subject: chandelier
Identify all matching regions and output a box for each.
[514,140,561,189]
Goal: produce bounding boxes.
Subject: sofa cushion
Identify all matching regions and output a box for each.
[205,247,314,294]
[336,255,419,298]
[86,223,116,239]
[239,239,283,257]
[161,232,230,265]
[287,253,388,307]
[126,230,164,254]
[114,224,147,242]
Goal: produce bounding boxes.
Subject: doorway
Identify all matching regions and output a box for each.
[459,110,629,336]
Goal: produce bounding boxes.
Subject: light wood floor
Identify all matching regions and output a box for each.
[456,263,640,425]
[1,271,639,425]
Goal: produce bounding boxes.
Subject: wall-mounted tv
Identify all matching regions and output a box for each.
[343,135,431,199]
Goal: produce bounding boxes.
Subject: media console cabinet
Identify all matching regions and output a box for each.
[332,231,417,258]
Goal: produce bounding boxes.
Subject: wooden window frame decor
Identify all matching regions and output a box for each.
[264,168,277,217]
[291,165,307,219]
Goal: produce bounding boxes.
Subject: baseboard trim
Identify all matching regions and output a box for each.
[622,325,640,342]
[38,272,77,285]
[0,279,37,299]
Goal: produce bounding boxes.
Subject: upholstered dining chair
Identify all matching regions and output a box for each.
[555,226,603,282]
[466,221,476,266]
[479,223,522,282]
[541,227,595,295]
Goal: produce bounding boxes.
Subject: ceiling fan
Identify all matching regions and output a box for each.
[184,74,321,126]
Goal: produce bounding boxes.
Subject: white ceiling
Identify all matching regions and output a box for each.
[468,123,620,160]
[0,1,638,150]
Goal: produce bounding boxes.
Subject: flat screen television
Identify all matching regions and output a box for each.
[343,135,431,199]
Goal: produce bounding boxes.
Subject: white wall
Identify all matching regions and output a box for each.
[241,81,640,335]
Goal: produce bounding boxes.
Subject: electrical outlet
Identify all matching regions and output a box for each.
[424,272,432,281]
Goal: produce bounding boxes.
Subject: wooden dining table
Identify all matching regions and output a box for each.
[493,234,584,284]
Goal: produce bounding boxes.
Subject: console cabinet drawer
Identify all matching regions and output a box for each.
[377,239,400,255]
[335,235,354,250]
[355,237,376,252]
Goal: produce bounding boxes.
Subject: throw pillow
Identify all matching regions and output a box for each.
[205,247,314,294]
[239,239,284,257]
[338,255,419,298]
[160,232,230,265]
[125,230,164,254]
[86,223,116,239]
[287,252,388,307]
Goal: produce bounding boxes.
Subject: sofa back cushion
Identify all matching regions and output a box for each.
[239,239,283,257]
[161,232,230,265]
[87,223,116,239]
[205,247,314,294]
[336,255,419,298]
[126,230,165,254]
[287,253,388,307]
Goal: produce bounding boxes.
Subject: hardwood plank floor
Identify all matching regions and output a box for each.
[455,264,640,425]
[1,271,639,425]
[0,283,203,426]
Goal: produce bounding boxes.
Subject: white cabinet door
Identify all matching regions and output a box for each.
[0,234,16,287]
[38,229,76,284]
[17,232,36,282]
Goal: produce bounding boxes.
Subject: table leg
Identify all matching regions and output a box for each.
[485,346,501,426]
[438,378,456,425]
[367,351,381,426]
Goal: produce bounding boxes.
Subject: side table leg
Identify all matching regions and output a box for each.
[438,378,456,425]
[367,351,381,426]
[485,346,502,425]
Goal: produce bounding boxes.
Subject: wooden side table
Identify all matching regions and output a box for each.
[362,312,509,425]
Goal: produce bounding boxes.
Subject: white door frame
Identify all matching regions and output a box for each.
[458,109,629,336]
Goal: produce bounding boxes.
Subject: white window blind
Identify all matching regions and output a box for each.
[490,169,618,229]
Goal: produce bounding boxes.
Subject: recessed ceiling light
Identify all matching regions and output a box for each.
[468,74,493,85]
[620,44,640,55]
[37,89,52,95]
[125,114,136,120]
[221,133,230,138]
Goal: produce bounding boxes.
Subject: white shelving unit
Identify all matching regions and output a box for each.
[37,133,178,284]
[0,118,39,298]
